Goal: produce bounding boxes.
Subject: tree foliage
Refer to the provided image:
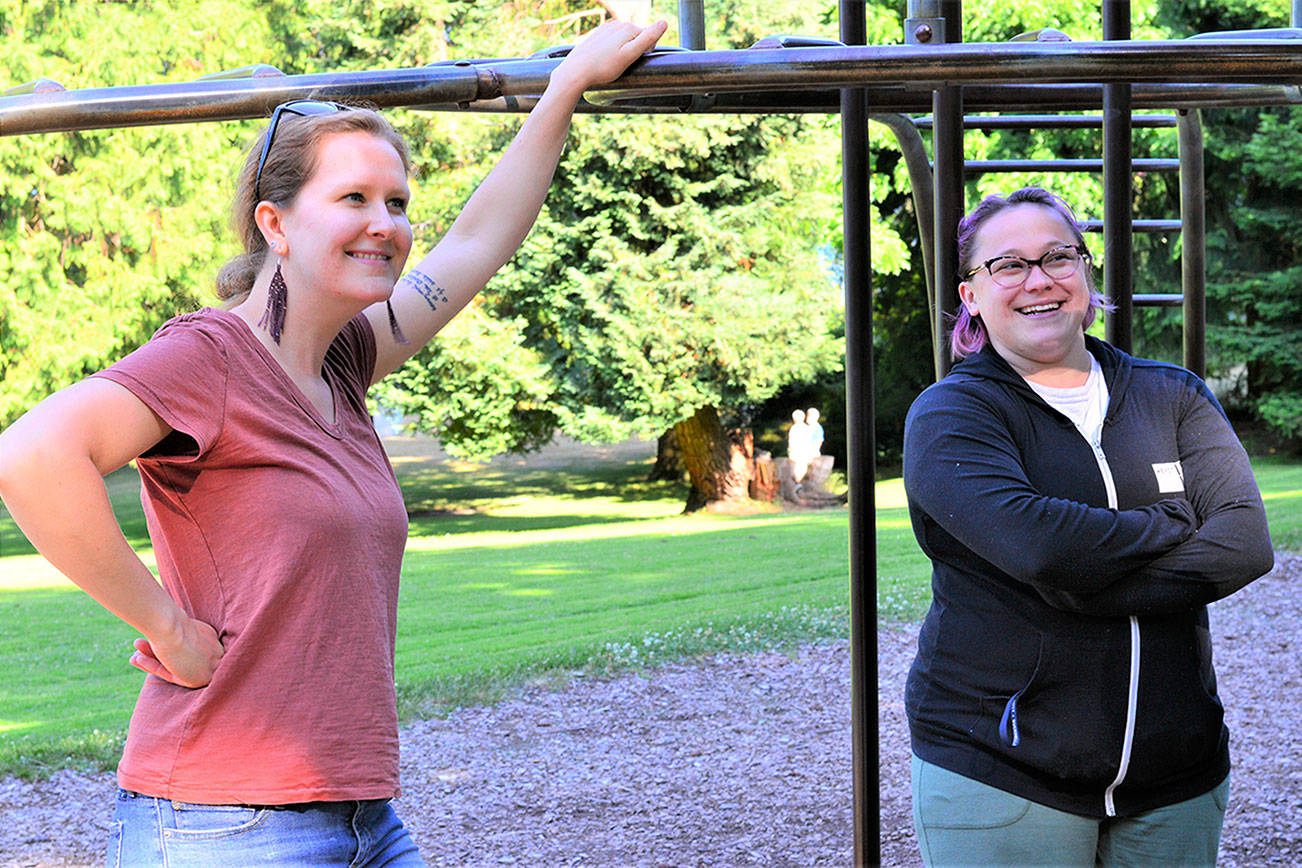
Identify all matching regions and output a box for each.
[0,0,268,425]
[4,0,1300,464]
[378,111,848,458]
[1157,0,1302,447]
[375,2,873,466]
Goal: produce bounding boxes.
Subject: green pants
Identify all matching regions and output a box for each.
[912,755,1230,867]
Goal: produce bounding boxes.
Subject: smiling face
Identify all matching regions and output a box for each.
[958,203,1093,380]
[272,131,413,312]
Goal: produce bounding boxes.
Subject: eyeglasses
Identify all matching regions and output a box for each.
[962,244,1091,288]
[253,100,350,202]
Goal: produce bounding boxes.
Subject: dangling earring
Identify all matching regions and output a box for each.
[386,299,409,345]
[259,252,288,344]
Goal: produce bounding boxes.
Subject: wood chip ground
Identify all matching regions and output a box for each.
[3,553,1298,867]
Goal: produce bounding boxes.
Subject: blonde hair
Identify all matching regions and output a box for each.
[215,106,411,303]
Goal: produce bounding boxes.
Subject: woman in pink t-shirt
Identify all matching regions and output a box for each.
[0,19,666,866]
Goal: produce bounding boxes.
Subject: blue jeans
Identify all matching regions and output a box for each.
[912,756,1229,867]
[107,789,425,867]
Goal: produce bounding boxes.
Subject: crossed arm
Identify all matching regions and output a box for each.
[904,383,1273,617]
[1031,389,1274,616]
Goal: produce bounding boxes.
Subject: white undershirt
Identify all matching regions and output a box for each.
[1025,355,1108,448]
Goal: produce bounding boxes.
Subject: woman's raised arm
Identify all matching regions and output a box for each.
[366,18,668,383]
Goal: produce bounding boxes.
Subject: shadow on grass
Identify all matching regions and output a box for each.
[399,459,691,538]
[2,451,687,556]
[407,512,654,537]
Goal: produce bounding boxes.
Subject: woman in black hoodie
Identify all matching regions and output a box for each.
[903,187,1273,867]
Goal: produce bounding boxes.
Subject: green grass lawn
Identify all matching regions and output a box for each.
[0,445,929,778]
[1,444,1297,779]
[1253,456,1302,551]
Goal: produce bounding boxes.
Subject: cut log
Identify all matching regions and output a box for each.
[750,450,778,501]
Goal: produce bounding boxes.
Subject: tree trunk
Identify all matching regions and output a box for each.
[673,405,754,512]
[647,428,686,482]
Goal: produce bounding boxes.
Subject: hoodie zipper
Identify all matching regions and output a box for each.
[1090,435,1141,818]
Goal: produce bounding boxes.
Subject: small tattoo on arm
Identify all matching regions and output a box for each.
[400,269,449,313]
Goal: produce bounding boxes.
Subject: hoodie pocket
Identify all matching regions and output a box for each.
[1125,620,1226,786]
[973,629,1129,785]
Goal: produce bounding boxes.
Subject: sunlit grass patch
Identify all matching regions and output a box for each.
[1,439,1292,781]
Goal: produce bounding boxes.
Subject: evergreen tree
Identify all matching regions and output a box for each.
[376,110,851,508]
[0,0,269,425]
[374,1,901,509]
[1156,0,1302,446]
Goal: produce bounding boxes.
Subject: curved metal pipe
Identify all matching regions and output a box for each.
[871,113,936,326]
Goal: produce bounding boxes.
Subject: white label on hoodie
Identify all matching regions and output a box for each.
[1153,461,1185,494]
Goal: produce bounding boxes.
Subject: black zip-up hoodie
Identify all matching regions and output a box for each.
[903,336,1274,818]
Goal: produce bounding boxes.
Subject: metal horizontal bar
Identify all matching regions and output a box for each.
[1134,293,1185,306]
[5,39,1302,136]
[960,158,1180,173]
[911,113,1178,129]
[0,66,483,136]
[428,82,1301,116]
[1081,219,1182,232]
[580,39,1302,100]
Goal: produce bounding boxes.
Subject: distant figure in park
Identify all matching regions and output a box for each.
[805,407,824,457]
[903,186,1273,867]
[801,406,833,493]
[788,408,812,482]
[0,19,666,866]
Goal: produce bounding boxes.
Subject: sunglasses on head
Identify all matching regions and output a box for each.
[253,100,351,202]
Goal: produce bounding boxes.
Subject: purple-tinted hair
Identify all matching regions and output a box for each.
[949,186,1113,361]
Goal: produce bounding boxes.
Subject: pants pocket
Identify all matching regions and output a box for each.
[914,756,1033,830]
[165,802,268,838]
[104,820,123,867]
[160,802,354,865]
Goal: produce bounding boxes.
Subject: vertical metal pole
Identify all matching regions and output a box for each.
[1103,0,1134,352]
[1177,110,1207,377]
[677,0,706,50]
[839,1,879,865]
[929,0,964,379]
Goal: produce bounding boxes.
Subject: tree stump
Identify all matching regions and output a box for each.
[777,455,844,507]
[803,455,834,492]
[750,450,778,501]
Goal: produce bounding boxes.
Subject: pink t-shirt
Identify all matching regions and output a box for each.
[92,308,409,804]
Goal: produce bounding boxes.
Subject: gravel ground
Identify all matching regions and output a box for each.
[2,552,1297,867]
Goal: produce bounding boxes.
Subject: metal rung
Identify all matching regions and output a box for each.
[1133,294,1184,307]
[913,114,1178,130]
[960,158,1181,173]
[1082,219,1182,232]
